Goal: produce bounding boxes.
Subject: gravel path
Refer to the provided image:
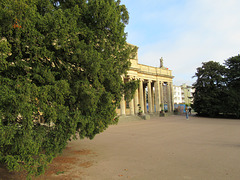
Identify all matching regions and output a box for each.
[1,115,240,180]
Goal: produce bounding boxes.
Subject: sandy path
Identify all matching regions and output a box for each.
[1,115,240,180]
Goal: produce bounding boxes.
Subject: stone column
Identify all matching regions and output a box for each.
[127,77,135,115]
[120,94,126,115]
[167,82,171,112]
[134,88,139,114]
[170,82,174,112]
[143,85,147,113]
[160,81,164,110]
[129,98,134,115]
[151,84,154,112]
[148,80,153,113]
[154,81,160,112]
[139,79,145,114]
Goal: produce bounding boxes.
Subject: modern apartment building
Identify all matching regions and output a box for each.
[173,84,195,105]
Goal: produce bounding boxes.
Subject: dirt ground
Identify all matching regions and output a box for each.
[1,115,240,180]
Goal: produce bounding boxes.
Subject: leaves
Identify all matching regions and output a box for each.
[224,55,240,118]
[0,0,137,177]
[193,57,240,118]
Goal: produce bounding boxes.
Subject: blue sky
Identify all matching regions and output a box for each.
[121,0,240,85]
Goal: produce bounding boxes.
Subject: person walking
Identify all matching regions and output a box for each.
[185,107,189,120]
[188,107,192,115]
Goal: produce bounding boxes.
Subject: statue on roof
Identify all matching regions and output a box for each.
[160,57,163,68]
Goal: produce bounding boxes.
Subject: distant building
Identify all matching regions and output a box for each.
[173,84,195,105]
[173,86,182,104]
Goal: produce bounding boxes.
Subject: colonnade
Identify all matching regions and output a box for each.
[119,77,174,116]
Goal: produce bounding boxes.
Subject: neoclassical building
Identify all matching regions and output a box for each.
[117,45,174,116]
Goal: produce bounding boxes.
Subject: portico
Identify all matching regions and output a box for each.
[117,46,174,116]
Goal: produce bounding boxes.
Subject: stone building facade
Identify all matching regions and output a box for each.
[116,46,174,116]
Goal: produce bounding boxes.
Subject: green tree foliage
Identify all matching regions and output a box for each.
[192,61,226,116]
[193,57,240,118]
[224,55,240,118]
[0,0,138,177]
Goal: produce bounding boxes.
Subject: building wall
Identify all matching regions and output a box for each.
[173,86,182,104]
[173,84,195,105]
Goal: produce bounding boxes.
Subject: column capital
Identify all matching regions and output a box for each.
[147,79,153,83]
[163,82,168,86]
[131,76,137,80]
[167,82,173,86]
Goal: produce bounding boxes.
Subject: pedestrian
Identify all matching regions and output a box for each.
[185,107,189,120]
[188,107,192,115]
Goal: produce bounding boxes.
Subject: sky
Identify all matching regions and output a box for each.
[120,0,240,86]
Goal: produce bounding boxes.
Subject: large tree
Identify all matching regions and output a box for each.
[0,0,138,177]
[192,61,226,116]
[193,56,240,118]
[224,55,240,118]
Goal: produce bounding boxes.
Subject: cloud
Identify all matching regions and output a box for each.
[123,0,240,86]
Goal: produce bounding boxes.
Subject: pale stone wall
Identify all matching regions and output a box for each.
[173,85,183,104]
[118,45,174,116]
[173,84,195,105]
[181,84,194,105]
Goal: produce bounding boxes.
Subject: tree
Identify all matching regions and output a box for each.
[224,55,240,118]
[0,0,138,177]
[192,61,226,116]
